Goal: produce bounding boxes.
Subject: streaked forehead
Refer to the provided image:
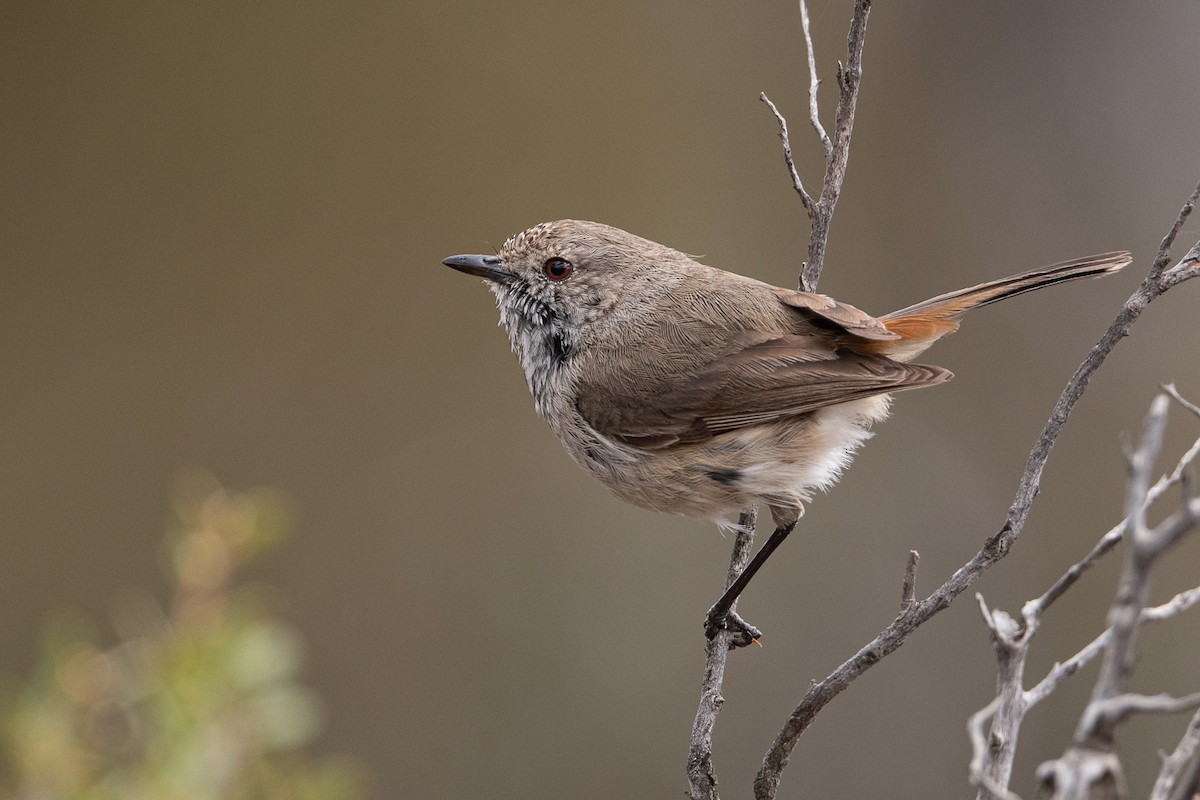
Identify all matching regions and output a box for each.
[497,219,664,265]
[500,221,561,259]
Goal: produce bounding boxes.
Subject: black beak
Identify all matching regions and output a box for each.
[442,254,516,285]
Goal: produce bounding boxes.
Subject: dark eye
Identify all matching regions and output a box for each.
[544,257,574,281]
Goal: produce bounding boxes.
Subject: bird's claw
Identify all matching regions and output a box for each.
[704,606,763,649]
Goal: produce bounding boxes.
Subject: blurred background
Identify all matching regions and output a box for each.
[3,1,1199,797]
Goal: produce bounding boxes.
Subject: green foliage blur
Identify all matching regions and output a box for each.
[0,473,368,800]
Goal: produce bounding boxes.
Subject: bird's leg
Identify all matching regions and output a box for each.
[704,520,798,648]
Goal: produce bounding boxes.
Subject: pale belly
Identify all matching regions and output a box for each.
[555,395,893,530]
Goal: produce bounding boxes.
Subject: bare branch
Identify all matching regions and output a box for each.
[968,695,1025,800]
[1163,382,1200,420]
[798,0,831,156]
[799,0,872,292]
[898,550,919,615]
[1025,391,1200,798]
[1150,180,1200,282]
[1024,634,1110,710]
[1032,423,1200,618]
[1026,585,1200,707]
[688,508,757,800]
[1082,692,1200,738]
[1081,394,1180,745]
[1151,707,1200,800]
[994,584,1200,799]
[968,696,1004,771]
[969,698,1025,800]
[973,509,1200,797]
[971,598,1030,800]
[1142,585,1200,622]
[1030,525,1125,618]
[1141,497,1200,559]
[762,0,872,292]
[976,592,999,634]
[761,93,814,213]
[1162,237,1200,289]
[1126,395,1170,539]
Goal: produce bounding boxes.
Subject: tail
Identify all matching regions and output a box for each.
[882,251,1131,321]
[870,251,1131,361]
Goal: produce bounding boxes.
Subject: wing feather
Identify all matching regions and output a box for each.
[773,288,899,341]
[576,334,950,450]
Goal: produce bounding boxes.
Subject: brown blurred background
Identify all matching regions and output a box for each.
[3,2,1199,797]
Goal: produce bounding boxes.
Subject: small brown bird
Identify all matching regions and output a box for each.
[444,220,1129,644]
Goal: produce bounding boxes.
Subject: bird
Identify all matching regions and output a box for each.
[443,219,1130,645]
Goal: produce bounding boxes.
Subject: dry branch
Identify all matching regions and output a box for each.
[968,390,1200,800]
[688,509,757,800]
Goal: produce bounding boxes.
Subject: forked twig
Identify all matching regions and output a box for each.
[761,0,873,292]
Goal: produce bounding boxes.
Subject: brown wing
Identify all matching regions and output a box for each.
[773,288,899,341]
[576,334,951,450]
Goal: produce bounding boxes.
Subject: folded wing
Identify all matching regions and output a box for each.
[576,334,950,449]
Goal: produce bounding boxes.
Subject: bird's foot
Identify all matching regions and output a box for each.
[704,605,763,649]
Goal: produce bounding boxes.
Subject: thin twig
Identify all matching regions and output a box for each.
[1142,585,1200,622]
[798,0,831,156]
[1084,691,1200,732]
[763,0,872,293]
[801,0,871,292]
[1025,585,1200,707]
[1030,527,1124,618]
[1164,382,1200,419]
[1152,182,1200,281]
[761,93,814,213]
[1023,635,1110,711]
[898,550,920,615]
